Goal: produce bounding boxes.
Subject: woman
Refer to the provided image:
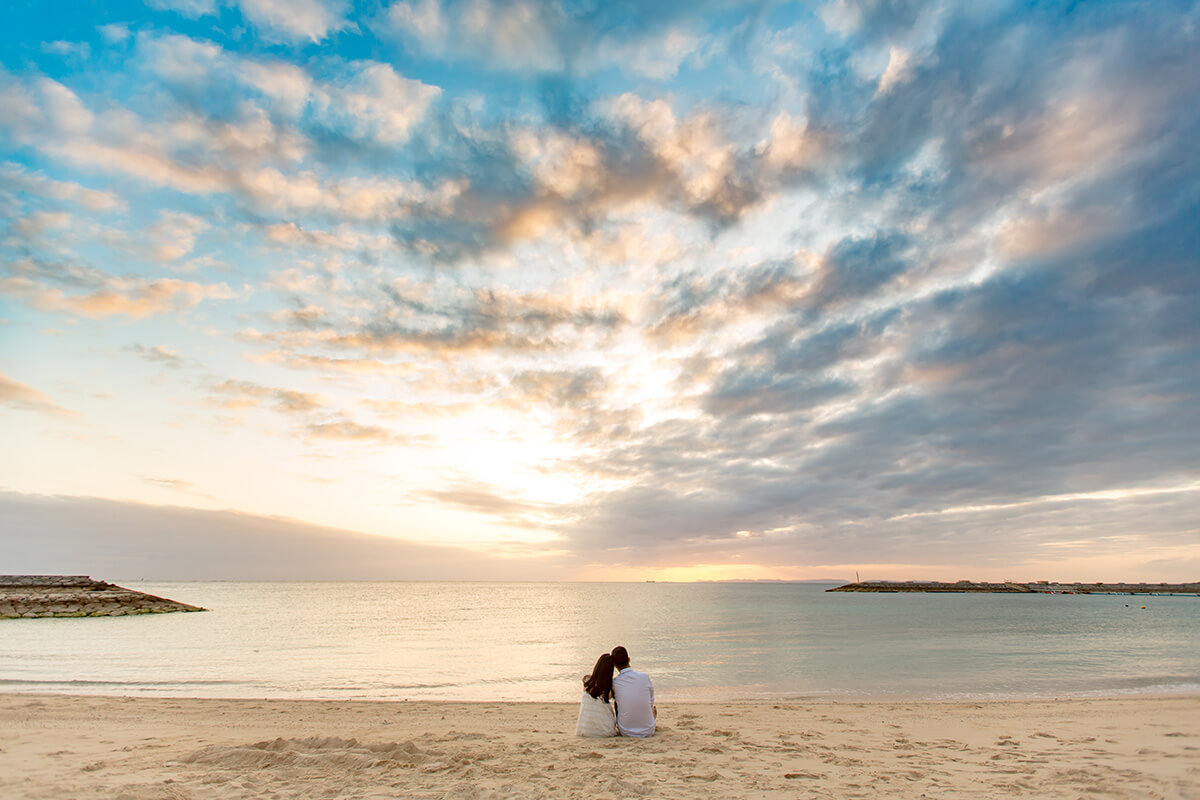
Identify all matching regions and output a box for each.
[574,652,617,737]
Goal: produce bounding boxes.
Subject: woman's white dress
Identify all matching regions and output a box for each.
[575,692,617,737]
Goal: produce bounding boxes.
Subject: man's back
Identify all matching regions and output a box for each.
[612,667,655,737]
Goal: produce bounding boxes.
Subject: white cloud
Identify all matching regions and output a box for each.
[0,163,125,211]
[601,93,738,209]
[0,73,442,217]
[317,62,441,145]
[37,78,94,135]
[510,129,604,198]
[147,211,208,262]
[384,0,701,79]
[819,0,864,36]
[146,0,346,43]
[137,31,225,88]
[383,0,564,72]
[240,60,314,117]
[40,41,91,60]
[0,75,40,130]
[98,23,132,44]
[386,0,446,43]
[236,0,348,43]
[876,46,912,95]
[145,0,218,18]
[138,34,439,145]
[240,167,447,220]
[0,274,234,319]
[0,373,76,418]
[6,210,73,245]
[591,27,701,80]
[762,113,825,170]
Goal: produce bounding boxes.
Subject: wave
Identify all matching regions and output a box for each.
[0,679,242,687]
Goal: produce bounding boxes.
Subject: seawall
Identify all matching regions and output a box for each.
[0,575,206,619]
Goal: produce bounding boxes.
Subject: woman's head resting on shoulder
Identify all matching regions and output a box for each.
[584,652,615,700]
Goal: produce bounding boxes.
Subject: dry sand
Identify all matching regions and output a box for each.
[1,693,1198,799]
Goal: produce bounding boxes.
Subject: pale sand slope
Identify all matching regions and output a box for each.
[2,694,1198,799]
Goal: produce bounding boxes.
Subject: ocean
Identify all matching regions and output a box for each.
[3,582,1199,702]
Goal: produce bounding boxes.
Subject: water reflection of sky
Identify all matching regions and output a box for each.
[2,583,1198,702]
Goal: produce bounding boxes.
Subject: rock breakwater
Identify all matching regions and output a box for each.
[0,575,206,619]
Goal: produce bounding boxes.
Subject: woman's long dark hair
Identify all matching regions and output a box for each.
[583,652,614,701]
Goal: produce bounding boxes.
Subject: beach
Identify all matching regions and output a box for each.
[2,694,1197,799]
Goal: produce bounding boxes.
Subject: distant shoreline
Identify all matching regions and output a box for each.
[829,580,1200,594]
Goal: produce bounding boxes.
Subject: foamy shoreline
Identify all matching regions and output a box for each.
[3,693,1198,799]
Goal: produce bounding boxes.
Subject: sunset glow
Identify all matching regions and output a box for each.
[2,0,1198,581]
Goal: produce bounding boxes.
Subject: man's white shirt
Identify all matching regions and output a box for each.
[612,667,655,737]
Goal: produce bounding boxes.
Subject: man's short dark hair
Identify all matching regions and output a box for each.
[611,646,629,668]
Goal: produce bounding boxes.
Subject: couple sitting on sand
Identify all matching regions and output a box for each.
[575,646,657,738]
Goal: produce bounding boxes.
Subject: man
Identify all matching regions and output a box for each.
[610,645,656,737]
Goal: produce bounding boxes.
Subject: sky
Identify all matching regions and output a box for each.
[1,0,1197,582]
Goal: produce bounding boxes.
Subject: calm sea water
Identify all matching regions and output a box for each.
[2,582,1199,702]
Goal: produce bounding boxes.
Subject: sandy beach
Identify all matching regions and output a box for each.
[1,694,1197,799]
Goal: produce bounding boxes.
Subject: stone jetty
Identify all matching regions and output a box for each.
[828,580,1200,594]
[0,576,206,619]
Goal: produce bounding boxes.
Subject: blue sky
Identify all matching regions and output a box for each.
[1,0,1198,580]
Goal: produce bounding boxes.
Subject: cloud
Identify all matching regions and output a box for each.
[146,0,217,18]
[382,0,708,79]
[803,233,909,312]
[317,61,441,144]
[0,163,125,212]
[211,378,323,413]
[384,0,566,73]
[40,41,91,60]
[590,26,702,80]
[6,210,73,242]
[257,351,420,375]
[130,344,185,368]
[97,23,132,44]
[417,481,559,531]
[0,51,438,221]
[0,491,552,580]
[387,94,813,259]
[644,233,910,350]
[137,33,438,145]
[146,211,207,262]
[236,0,348,43]
[0,264,234,319]
[508,368,607,409]
[762,112,829,171]
[147,0,347,42]
[0,373,76,418]
[304,417,398,443]
[209,378,403,444]
[248,282,626,359]
[2,0,1197,580]
[138,476,216,499]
